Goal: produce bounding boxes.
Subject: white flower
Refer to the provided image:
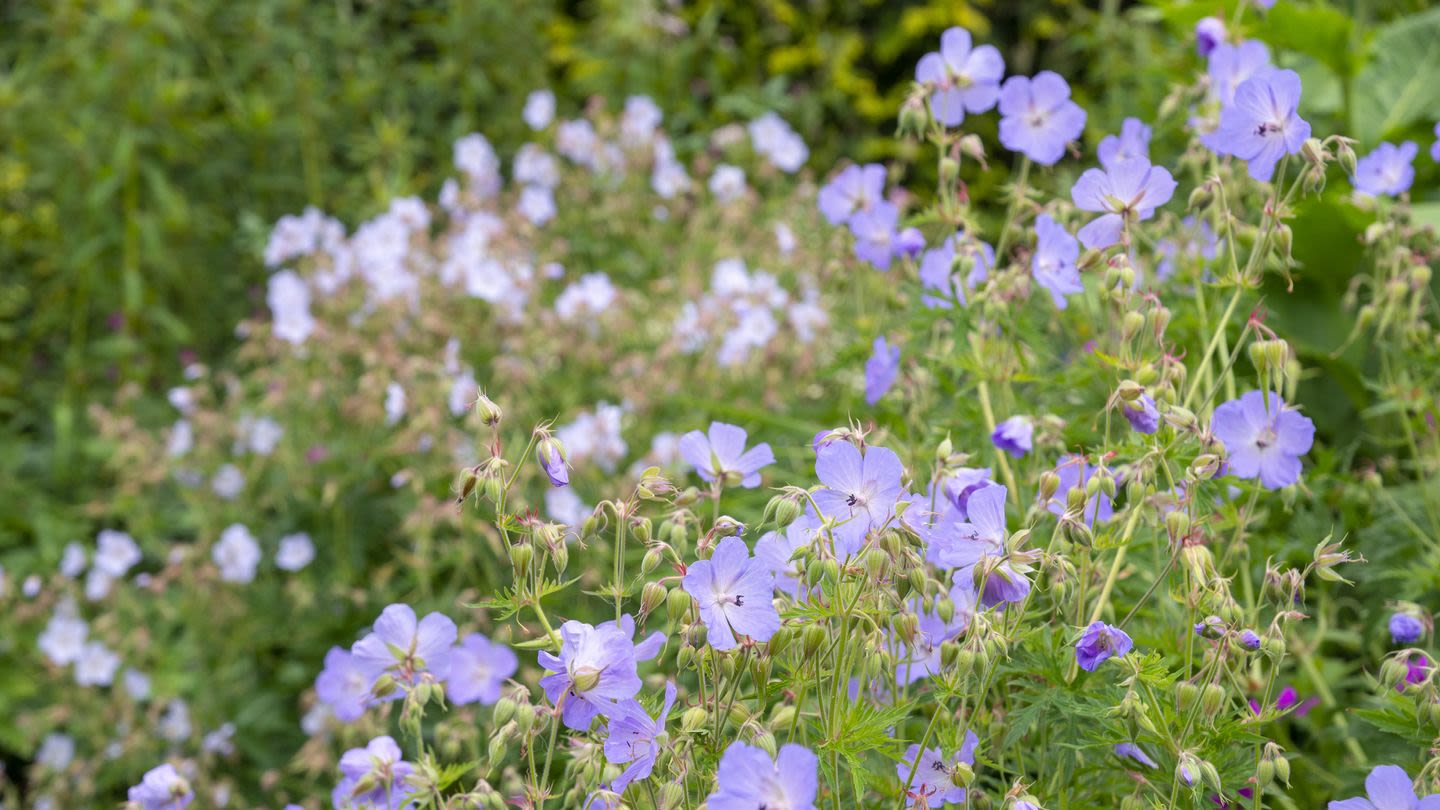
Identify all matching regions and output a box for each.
[166,419,194,458]
[93,530,141,577]
[160,699,192,742]
[59,542,87,579]
[238,416,283,456]
[84,569,115,602]
[454,133,502,197]
[518,185,557,225]
[211,464,245,500]
[555,402,628,473]
[38,607,88,666]
[167,387,194,414]
[555,273,617,321]
[513,144,559,188]
[36,733,75,771]
[74,641,120,687]
[202,722,236,755]
[775,222,797,256]
[449,369,478,417]
[523,89,556,130]
[212,524,261,584]
[275,533,315,572]
[708,164,746,202]
[545,486,589,528]
[621,95,663,145]
[384,382,407,426]
[267,270,316,346]
[123,668,152,701]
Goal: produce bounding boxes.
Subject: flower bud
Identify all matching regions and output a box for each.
[1117,379,1144,401]
[1188,184,1214,212]
[509,542,534,571]
[1164,511,1190,539]
[939,157,961,187]
[1038,471,1061,503]
[769,705,797,730]
[667,588,693,625]
[641,581,667,616]
[802,624,827,657]
[1199,683,1225,717]
[1176,682,1199,711]
[473,393,503,426]
[680,706,708,733]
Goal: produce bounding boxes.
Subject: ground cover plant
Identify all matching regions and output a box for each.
[2,1,1440,808]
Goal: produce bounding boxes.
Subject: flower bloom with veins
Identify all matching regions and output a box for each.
[991,416,1033,457]
[997,71,1087,166]
[755,515,819,599]
[538,620,642,730]
[679,421,775,489]
[865,336,901,405]
[899,731,980,807]
[812,441,906,557]
[351,604,458,693]
[1071,158,1177,250]
[818,163,886,225]
[602,681,678,792]
[128,763,194,810]
[1211,391,1315,489]
[1031,214,1083,308]
[448,633,518,706]
[1328,764,1440,809]
[849,200,900,270]
[914,27,1004,127]
[1352,141,1418,198]
[1075,621,1134,671]
[316,647,374,722]
[333,735,414,810]
[1204,69,1311,182]
[1206,40,1271,109]
[707,741,818,810]
[1098,117,1151,170]
[1046,454,1115,526]
[683,536,781,650]
[927,484,1030,606]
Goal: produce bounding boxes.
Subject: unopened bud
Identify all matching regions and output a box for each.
[473,393,503,426]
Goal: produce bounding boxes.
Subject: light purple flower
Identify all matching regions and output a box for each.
[1432,123,1440,163]
[603,682,679,791]
[991,416,1033,457]
[1115,743,1158,768]
[1031,214,1083,308]
[128,763,194,810]
[811,441,906,557]
[865,336,901,405]
[1122,395,1161,435]
[1098,118,1151,170]
[538,620,642,730]
[927,484,1030,607]
[1239,629,1263,650]
[849,200,900,270]
[1211,391,1315,489]
[895,227,926,258]
[316,647,374,722]
[1328,764,1440,809]
[683,536,781,650]
[998,71,1087,166]
[679,422,775,489]
[818,164,886,225]
[1071,158,1177,250]
[914,27,1005,127]
[1207,41,1271,109]
[1353,141,1418,198]
[1390,613,1424,645]
[899,732,980,807]
[707,742,818,810]
[334,735,414,810]
[538,440,569,488]
[1075,621,1133,671]
[896,584,976,684]
[1204,69,1311,182]
[448,633,518,706]
[1045,455,1114,526]
[755,516,819,599]
[1195,16,1226,57]
[1157,217,1220,281]
[351,604,458,691]
[919,234,994,309]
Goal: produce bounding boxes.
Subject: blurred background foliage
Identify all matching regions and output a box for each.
[2,0,1439,553]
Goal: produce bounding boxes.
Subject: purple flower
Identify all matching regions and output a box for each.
[1249,684,1318,717]
[818,164,886,225]
[895,227,926,258]
[915,27,1005,127]
[849,200,900,270]
[538,439,569,487]
[1098,118,1151,170]
[1391,613,1424,645]
[991,416,1034,457]
[351,604,458,692]
[1115,743,1158,769]
[755,516,819,599]
[538,620,642,730]
[128,763,194,810]
[1432,122,1440,162]
[1031,214,1083,308]
[919,234,994,309]
[1239,629,1262,650]
[1122,395,1161,435]
[1353,141,1418,198]
[1157,217,1221,281]
[334,735,414,810]
[448,633,518,706]
[316,647,374,722]
[927,484,1030,607]
[998,71,1087,166]
[1211,391,1315,489]
[1207,41,1271,109]
[865,336,902,405]
[1046,455,1114,526]
[679,422,775,489]
[1328,764,1440,809]
[897,584,976,684]
[707,742,818,810]
[603,681,678,791]
[1071,158,1176,250]
[812,441,906,557]
[899,732,980,807]
[1195,16,1226,57]
[1204,69,1311,182]
[1075,621,1133,671]
[683,536,781,650]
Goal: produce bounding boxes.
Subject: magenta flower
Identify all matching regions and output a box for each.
[812,441,906,556]
[1353,141,1418,198]
[1204,69,1311,182]
[683,537,780,650]
[1328,764,1440,809]
[1098,118,1151,170]
[1071,158,1176,250]
[1211,391,1315,489]
[316,647,375,722]
[991,416,1034,457]
[998,71,1087,166]
[865,336,902,405]
[448,633,518,706]
[914,27,1004,127]
[538,620,642,730]
[351,604,458,692]
[128,764,194,810]
[679,422,775,489]
[334,735,414,810]
[1032,214,1083,308]
[899,732,980,807]
[849,200,901,270]
[707,742,818,810]
[1075,621,1133,671]
[818,163,886,225]
[603,681,679,792]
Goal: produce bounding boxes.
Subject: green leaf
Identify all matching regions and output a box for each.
[1257,2,1355,82]
[1350,6,1440,144]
